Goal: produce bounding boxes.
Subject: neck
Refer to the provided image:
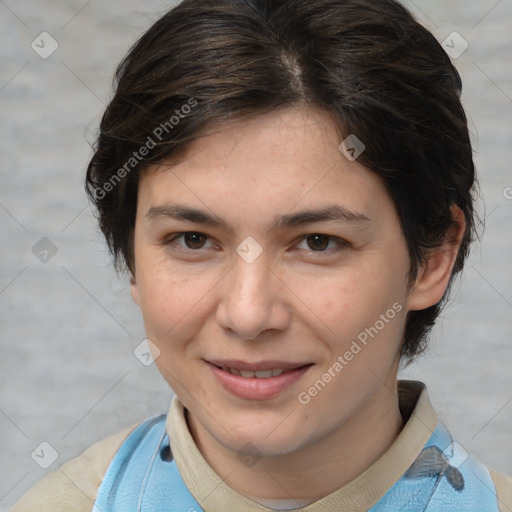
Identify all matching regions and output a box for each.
[187,381,404,501]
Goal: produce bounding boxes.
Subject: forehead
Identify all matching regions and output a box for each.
[137,106,396,228]
[164,106,343,176]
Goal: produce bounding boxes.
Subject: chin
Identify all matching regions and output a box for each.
[214,412,309,457]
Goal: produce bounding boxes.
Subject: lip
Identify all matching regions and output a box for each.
[207,359,309,372]
[205,360,313,400]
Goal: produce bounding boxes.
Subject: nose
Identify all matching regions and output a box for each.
[216,253,291,341]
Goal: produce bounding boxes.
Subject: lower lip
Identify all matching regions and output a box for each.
[207,362,312,400]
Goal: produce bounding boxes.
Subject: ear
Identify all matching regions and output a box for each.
[130,274,141,307]
[406,205,466,311]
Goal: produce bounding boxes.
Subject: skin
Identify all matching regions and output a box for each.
[130,105,464,502]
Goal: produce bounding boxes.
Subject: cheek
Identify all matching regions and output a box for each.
[136,265,213,390]
[135,257,209,347]
[287,259,408,373]
[294,264,404,332]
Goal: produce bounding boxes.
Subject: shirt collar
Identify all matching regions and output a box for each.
[166,380,438,512]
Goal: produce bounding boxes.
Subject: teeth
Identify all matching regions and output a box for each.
[255,370,273,378]
[223,367,286,378]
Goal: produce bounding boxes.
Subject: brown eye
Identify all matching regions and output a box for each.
[162,231,216,252]
[183,232,207,249]
[305,234,331,251]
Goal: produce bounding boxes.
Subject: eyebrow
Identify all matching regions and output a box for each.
[145,203,371,230]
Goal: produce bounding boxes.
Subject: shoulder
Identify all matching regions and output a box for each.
[488,467,512,512]
[11,423,139,512]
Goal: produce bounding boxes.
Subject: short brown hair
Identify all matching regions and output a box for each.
[85,0,477,362]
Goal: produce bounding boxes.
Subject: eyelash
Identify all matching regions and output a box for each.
[162,231,349,255]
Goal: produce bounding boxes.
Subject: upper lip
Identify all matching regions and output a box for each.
[206,359,312,371]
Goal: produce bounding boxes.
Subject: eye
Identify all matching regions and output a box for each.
[163,232,348,255]
[297,234,347,253]
[164,232,214,250]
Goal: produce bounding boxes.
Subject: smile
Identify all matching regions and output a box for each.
[206,360,313,400]
[220,367,286,378]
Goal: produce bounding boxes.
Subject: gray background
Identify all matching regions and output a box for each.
[0,0,511,510]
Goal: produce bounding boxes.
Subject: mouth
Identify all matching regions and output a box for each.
[217,367,289,378]
[205,359,313,400]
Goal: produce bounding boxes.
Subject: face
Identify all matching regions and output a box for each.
[131,106,413,457]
